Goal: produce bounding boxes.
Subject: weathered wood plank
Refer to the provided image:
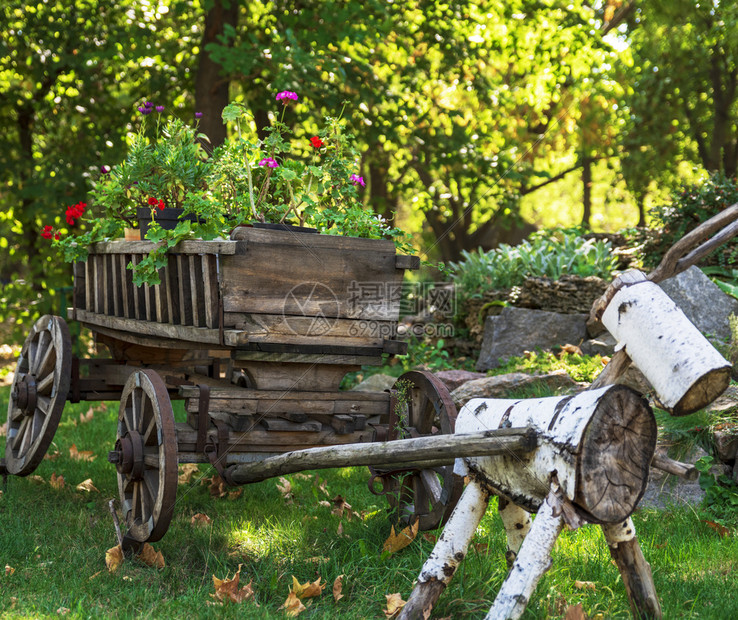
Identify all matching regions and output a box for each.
[232,351,382,366]
[184,396,389,417]
[166,254,180,325]
[88,239,238,255]
[221,228,404,321]
[110,253,120,317]
[121,254,134,318]
[179,386,389,401]
[203,254,219,328]
[75,309,224,345]
[177,255,192,325]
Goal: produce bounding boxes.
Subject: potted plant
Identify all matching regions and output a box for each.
[50,92,412,287]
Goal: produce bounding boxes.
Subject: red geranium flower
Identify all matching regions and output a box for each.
[148,196,158,206]
[41,225,54,240]
[310,136,324,148]
[158,199,165,210]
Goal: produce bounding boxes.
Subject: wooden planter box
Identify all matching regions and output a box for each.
[70,226,418,365]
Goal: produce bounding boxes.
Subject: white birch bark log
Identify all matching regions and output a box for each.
[455,385,656,523]
[498,497,531,565]
[601,278,731,416]
[485,490,564,620]
[397,481,490,620]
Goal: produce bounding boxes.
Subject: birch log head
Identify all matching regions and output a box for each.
[601,280,731,415]
[456,385,656,524]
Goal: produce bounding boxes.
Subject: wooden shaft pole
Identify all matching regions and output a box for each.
[486,489,564,620]
[227,428,536,485]
[651,453,698,481]
[602,519,662,619]
[398,482,490,620]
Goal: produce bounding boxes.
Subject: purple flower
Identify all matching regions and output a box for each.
[195,112,203,119]
[350,174,365,187]
[156,105,165,113]
[258,157,279,168]
[144,101,154,109]
[101,166,110,174]
[138,106,153,115]
[276,91,298,104]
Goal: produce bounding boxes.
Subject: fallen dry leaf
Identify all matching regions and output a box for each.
[382,520,419,555]
[314,475,329,496]
[29,475,45,484]
[337,521,344,537]
[44,449,61,461]
[105,545,124,573]
[191,513,212,527]
[703,520,731,537]
[333,574,344,602]
[209,475,228,498]
[565,603,589,620]
[331,495,361,520]
[384,593,406,618]
[69,444,96,462]
[56,607,70,616]
[178,463,200,485]
[5,565,15,576]
[79,407,95,424]
[75,479,99,493]
[49,473,65,489]
[422,533,437,544]
[0,422,6,437]
[559,343,582,357]
[212,564,258,605]
[137,543,165,569]
[291,575,326,599]
[228,488,243,500]
[279,591,306,617]
[574,580,596,591]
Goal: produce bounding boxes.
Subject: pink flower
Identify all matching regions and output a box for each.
[276,91,298,104]
[350,174,365,187]
[258,157,279,168]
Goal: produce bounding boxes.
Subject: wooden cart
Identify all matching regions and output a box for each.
[4,227,520,548]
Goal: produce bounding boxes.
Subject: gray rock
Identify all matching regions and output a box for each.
[432,370,487,392]
[639,445,708,510]
[580,332,617,356]
[714,429,738,463]
[450,370,578,408]
[659,266,738,342]
[350,373,397,392]
[476,307,588,371]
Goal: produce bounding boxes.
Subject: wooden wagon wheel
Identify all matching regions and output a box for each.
[109,369,177,544]
[377,370,464,531]
[4,315,71,476]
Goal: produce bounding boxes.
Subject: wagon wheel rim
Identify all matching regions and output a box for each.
[4,315,71,476]
[112,369,177,544]
[383,370,463,531]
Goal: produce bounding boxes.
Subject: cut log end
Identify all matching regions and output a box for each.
[576,386,657,523]
[671,366,731,417]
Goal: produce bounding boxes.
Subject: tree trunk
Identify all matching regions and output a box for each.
[455,385,656,523]
[600,277,731,415]
[581,154,593,228]
[194,0,239,149]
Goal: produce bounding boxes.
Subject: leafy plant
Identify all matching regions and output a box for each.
[638,172,738,270]
[47,94,412,286]
[490,350,607,384]
[449,229,617,303]
[695,456,738,526]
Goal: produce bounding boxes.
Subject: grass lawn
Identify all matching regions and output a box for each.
[1,384,737,619]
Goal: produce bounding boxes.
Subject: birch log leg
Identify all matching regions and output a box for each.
[602,519,662,619]
[486,490,564,620]
[498,497,532,567]
[398,481,490,620]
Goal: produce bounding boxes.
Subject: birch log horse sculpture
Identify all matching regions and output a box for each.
[400,204,738,620]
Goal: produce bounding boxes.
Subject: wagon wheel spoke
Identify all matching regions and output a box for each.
[4,316,71,476]
[111,369,177,544]
[379,371,464,531]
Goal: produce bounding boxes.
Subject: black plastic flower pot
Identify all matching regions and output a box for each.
[136,207,202,239]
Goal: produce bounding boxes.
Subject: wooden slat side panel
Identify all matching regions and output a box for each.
[84,260,93,312]
[110,254,120,317]
[178,255,193,326]
[88,239,238,255]
[104,254,114,316]
[203,255,219,328]
[219,241,404,321]
[121,254,134,319]
[73,262,86,311]
[167,254,181,325]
